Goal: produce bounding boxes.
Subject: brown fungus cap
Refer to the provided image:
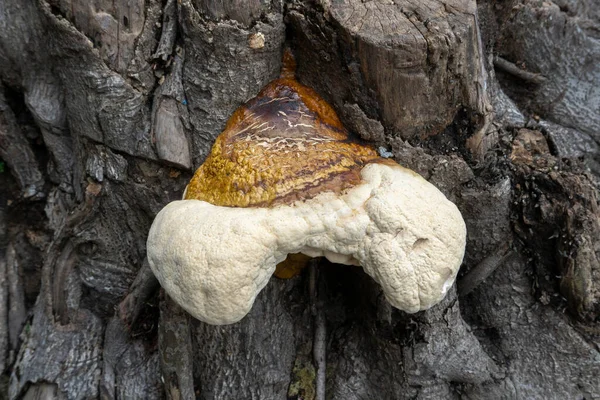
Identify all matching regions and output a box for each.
[184,52,383,208]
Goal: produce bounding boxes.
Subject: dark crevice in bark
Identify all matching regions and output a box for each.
[0,85,48,200]
[408,107,479,164]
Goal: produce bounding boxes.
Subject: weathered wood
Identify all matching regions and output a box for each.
[49,0,148,74]
[195,0,272,27]
[10,303,104,399]
[537,119,600,177]
[494,56,547,84]
[492,0,600,144]
[288,0,491,141]
[23,70,74,187]
[510,128,600,322]
[178,0,285,165]
[151,53,192,169]
[37,0,163,162]
[191,275,304,399]
[100,317,162,400]
[458,176,512,267]
[461,254,600,399]
[153,0,178,61]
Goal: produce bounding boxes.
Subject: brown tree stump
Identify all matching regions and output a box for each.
[288,0,491,142]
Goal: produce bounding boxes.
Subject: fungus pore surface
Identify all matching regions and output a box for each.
[147,53,467,325]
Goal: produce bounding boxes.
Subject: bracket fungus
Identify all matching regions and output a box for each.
[147,52,467,325]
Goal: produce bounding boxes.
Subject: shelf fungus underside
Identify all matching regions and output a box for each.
[147,59,467,325]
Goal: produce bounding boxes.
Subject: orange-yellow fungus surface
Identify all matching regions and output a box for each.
[184,60,381,208]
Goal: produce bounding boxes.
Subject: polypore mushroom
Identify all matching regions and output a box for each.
[147,52,467,325]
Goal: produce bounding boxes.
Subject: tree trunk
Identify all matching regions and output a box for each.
[1,0,599,399]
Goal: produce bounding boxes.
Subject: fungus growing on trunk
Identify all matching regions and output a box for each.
[147,52,467,325]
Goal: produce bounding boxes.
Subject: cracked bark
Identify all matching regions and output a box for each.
[0,0,598,399]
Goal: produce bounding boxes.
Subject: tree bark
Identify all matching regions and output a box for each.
[0,0,599,399]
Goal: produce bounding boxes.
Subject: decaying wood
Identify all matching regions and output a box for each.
[492,0,600,145]
[288,0,492,141]
[0,0,598,398]
[47,0,150,74]
[510,128,600,322]
[151,52,191,169]
[494,56,547,85]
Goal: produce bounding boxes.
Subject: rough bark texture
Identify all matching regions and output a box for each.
[0,0,599,399]
[287,0,491,142]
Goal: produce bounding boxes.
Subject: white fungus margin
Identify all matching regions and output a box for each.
[147,162,467,325]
